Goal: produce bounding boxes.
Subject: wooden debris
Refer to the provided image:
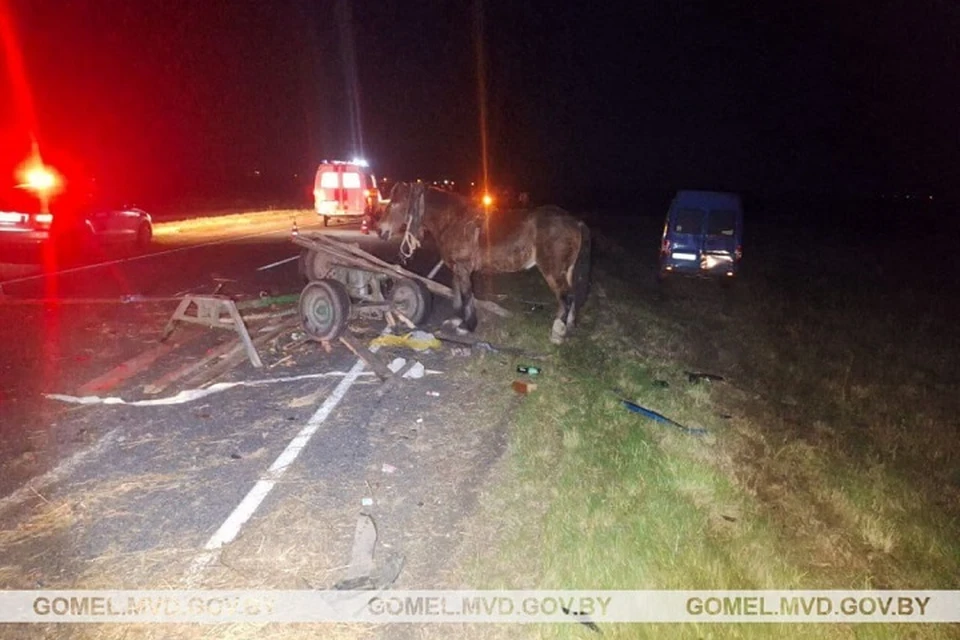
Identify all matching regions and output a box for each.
[339,334,393,380]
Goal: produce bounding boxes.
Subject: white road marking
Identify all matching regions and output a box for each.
[256,255,300,271]
[184,356,369,586]
[45,370,374,407]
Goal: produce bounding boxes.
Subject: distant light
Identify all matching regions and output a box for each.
[470,182,475,187]
[482,194,493,207]
[18,165,60,194]
[928,195,934,201]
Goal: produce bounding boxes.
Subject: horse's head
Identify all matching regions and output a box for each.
[378,181,426,243]
[377,181,409,241]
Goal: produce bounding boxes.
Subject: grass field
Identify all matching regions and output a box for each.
[448,211,960,638]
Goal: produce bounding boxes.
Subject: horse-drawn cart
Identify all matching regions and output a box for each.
[292,233,433,341]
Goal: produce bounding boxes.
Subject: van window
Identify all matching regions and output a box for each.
[342,172,362,189]
[319,172,340,189]
[673,208,704,234]
[707,209,737,236]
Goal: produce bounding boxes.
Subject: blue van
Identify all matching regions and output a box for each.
[658,190,743,280]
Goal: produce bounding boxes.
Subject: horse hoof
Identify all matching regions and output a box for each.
[443,317,463,330]
[552,318,567,336]
[456,327,470,336]
[550,318,567,345]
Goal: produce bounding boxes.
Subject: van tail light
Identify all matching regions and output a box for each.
[34,213,53,225]
[660,238,671,255]
[735,244,743,261]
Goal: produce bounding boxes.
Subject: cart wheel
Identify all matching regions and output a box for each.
[299,249,331,282]
[390,279,431,325]
[299,279,351,341]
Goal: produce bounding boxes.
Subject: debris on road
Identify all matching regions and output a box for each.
[340,334,393,380]
[241,308,298,322]
[381,463,397,474]
[436,332,546,359]
[162,295,264,367]
[426,391,440,397]
[142,337,241,395]
[386,358,437,379]
[75,339,189,395]
[235,293,300,310]
[512,380,538,394]
[517,365,541,375]
[360,497,374,507]
[268,354,294,369]
[369,330,442,352]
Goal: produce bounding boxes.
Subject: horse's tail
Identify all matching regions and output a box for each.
[572,221,592,314]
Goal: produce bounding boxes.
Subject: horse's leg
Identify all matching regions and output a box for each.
[451,272,463,312]
[457,266,478,333]
[538,270,572,345]
[443,265,476,332]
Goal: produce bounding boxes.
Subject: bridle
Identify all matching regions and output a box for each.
[398,182,426,261]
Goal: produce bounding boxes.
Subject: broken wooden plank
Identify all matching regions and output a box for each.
[77,339,186,395]
[339,334,393,380]
[142,337,241,395]
[184,318,299,388]
[374,359,418,400]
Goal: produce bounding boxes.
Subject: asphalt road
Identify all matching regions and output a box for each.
[0,209,345,496]
[0,208,516,637]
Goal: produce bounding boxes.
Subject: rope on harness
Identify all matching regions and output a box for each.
[398,183,425,262]
[399,228,420,261]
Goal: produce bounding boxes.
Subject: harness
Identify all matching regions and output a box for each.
[399,182,426,261]
[396,183,485,263]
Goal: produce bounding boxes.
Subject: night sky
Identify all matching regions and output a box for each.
[2,0,958,207]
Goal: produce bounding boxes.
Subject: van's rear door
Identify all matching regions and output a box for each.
[314,166,342,213]
[703,208,738,255]
[340,170,364,213]
[668,207,706,262]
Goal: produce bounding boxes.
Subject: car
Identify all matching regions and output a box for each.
[312,159,383,227]
[0,165,153,263]
[658,190,743,282]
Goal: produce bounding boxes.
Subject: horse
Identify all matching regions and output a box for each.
[378,182,591,344]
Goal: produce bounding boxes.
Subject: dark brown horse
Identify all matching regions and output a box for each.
[378,182,590,344]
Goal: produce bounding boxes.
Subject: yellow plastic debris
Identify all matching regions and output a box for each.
[369,331,442,352]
